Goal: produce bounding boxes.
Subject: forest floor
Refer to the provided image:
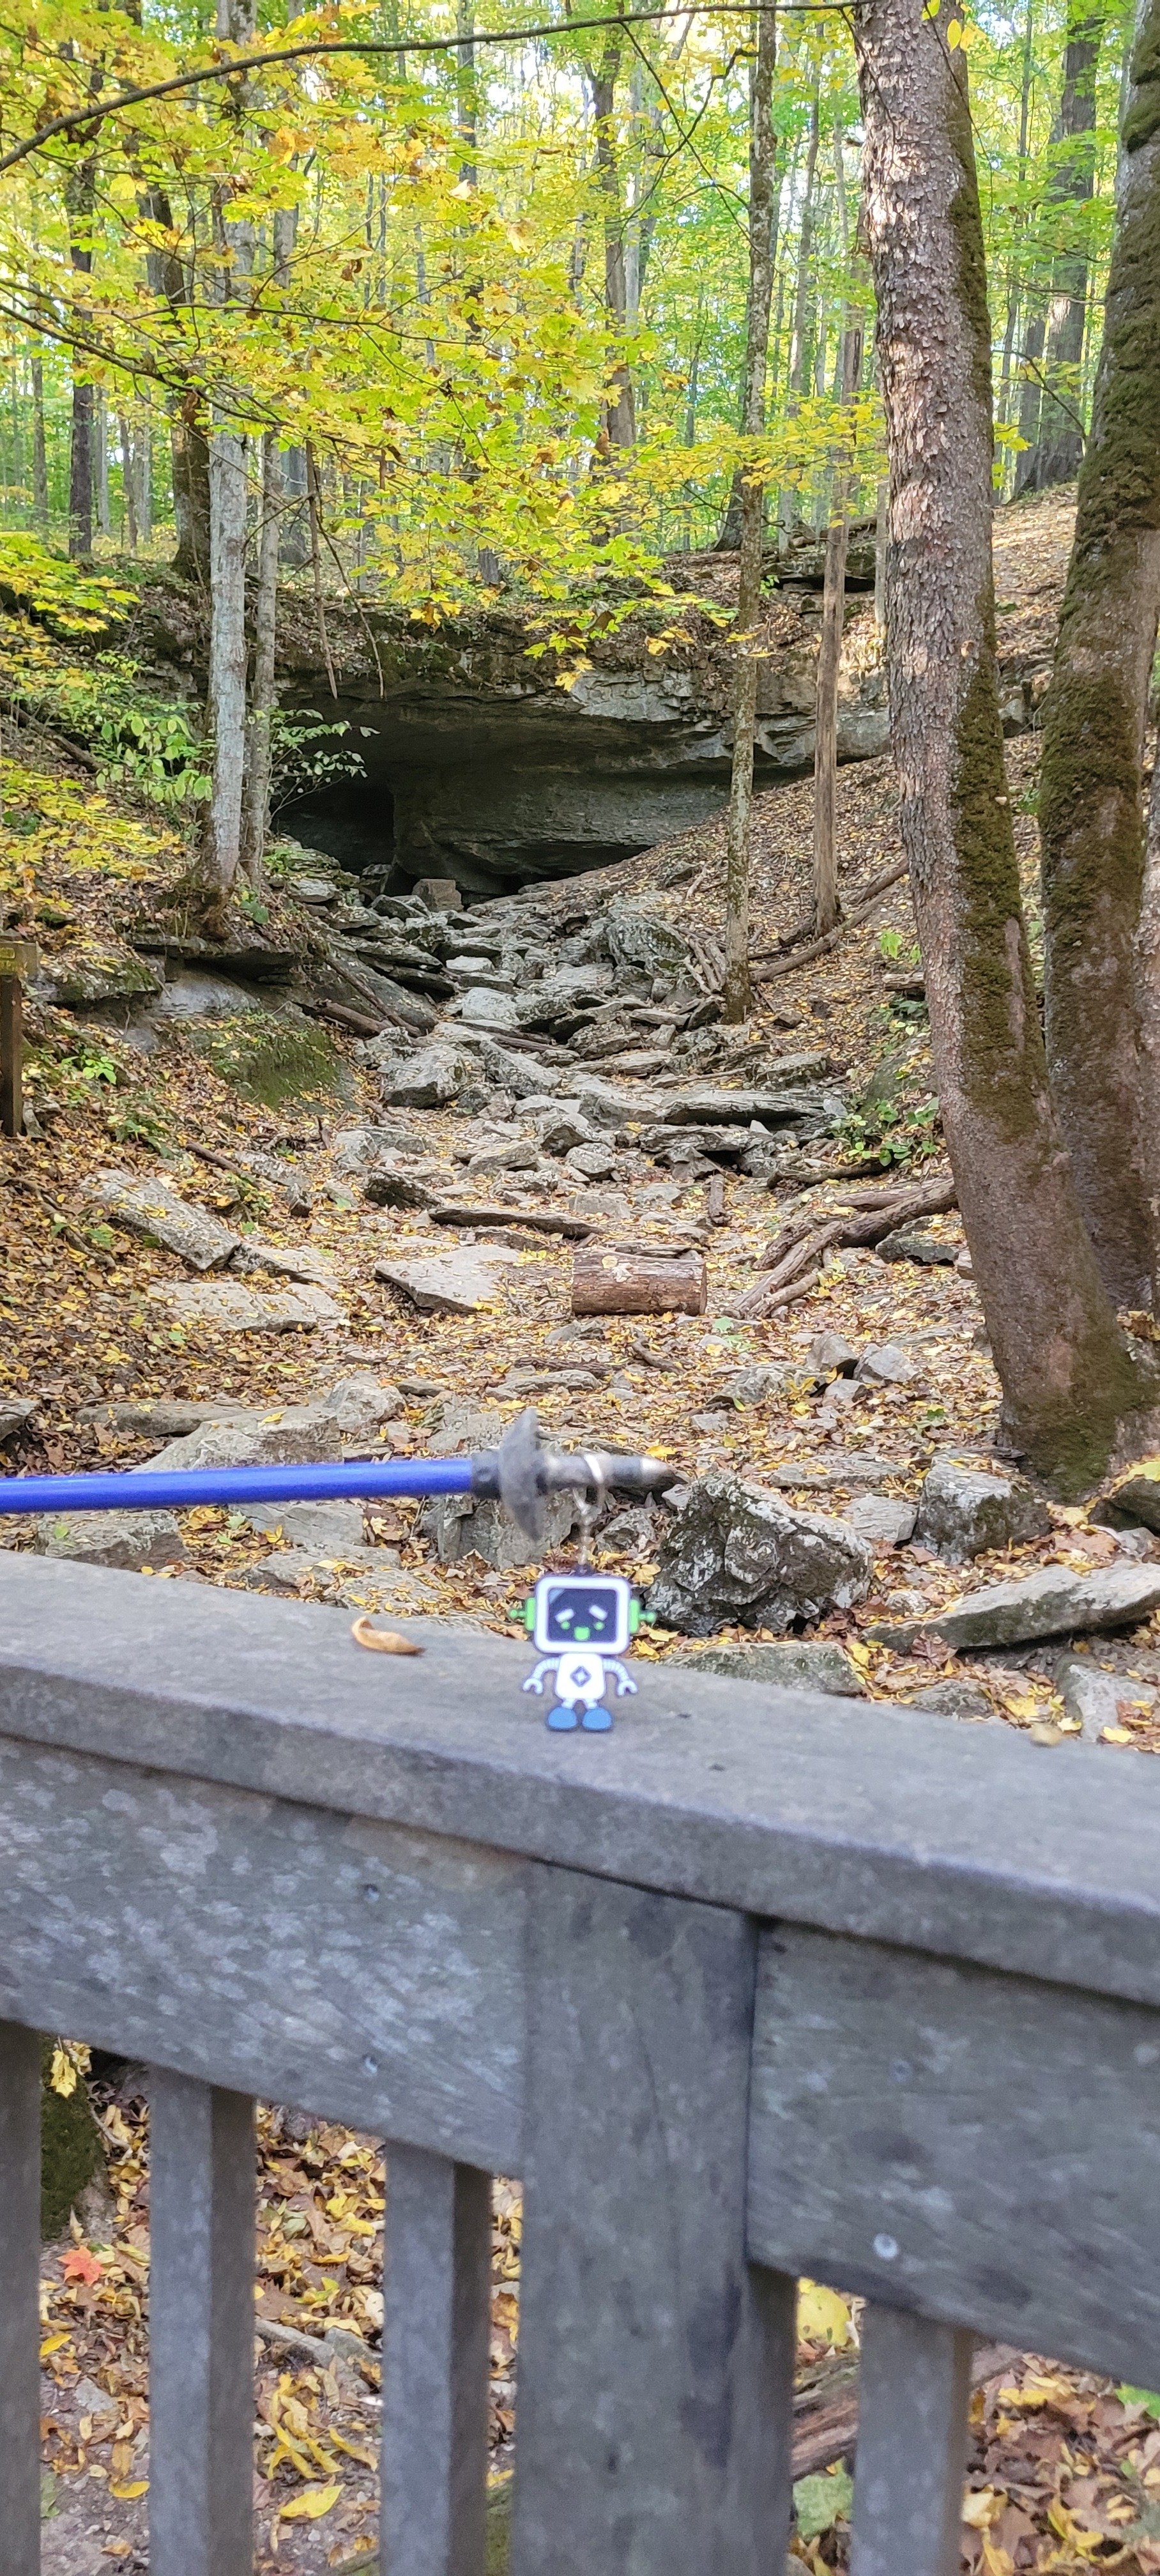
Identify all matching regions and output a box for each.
[6,481,1160,2573]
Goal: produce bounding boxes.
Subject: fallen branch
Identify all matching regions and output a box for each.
[791,2341,1016,2481]
[752,858,910,981]
[429,1202,595,1239]
[738,1173,956,1316]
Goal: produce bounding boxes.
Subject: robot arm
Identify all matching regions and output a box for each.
[523,1659,558,1696]
[606,1660,638,1697]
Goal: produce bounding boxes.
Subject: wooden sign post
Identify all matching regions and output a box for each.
[0,936,37,1140]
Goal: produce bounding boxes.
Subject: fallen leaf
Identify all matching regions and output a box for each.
[61,2247,103,2286]
[797,2280,855,2349]
[278,2481,343,2522]
[351,1618,424,1656]
[109,2480,148,2501]
[963,2488,1006,2529]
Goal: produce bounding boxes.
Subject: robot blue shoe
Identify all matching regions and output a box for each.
[546,1702,580,1730]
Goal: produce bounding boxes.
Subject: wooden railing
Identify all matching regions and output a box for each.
[1,1549,1159,2576]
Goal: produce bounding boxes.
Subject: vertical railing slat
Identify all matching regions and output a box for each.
[512,1866,795,2576]
[850,2304,974,2576]
[380,2145,491,2576]
[0,2022,41,2576]
[149,2072,255,2576]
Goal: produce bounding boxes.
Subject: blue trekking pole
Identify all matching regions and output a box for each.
[0,1409,675,1544]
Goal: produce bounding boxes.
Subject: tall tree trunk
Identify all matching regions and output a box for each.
[778,84,821,544]
[996,0,1036,479]
[201,0,257,911]
[721,0,778,1025]
[1041,0,1160,1308]
[31,354,48,534]
[813,310,864,936]
[853,0,1152,1491]
[1015,0,1106,495]
[66,153,96,563]
[239,204,294,885]
[1139,737,1160,1312]
[94,404,111,539]
[118,413,138,551]
[139,180,212,583]
[715,138,784,551]
[589,43,636,450]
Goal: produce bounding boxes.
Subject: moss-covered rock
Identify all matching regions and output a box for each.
[192,1008,344,1108]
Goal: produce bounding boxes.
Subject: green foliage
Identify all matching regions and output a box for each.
[270,714,369,816]
[106,1090,171,1151]
[837,1091,942,1167]
[0,535,132,636]
[793,2465,855,2542]
[194,1009,342,1108]
[40,2039,106,2241]
[1118,2389,1160,2418]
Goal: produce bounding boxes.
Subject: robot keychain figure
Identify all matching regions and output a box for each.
[521,1460,643,1730]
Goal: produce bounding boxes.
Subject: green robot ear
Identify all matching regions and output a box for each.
[523,1597,535,1631]
[629,1598,641,1634]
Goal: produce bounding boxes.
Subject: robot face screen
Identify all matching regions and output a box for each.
[541,1579,626,1650]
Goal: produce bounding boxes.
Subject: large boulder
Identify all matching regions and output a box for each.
[669,1639,867,1696]
[379,1043,475,1108]
[915,1456,1052,1563]
[32,1508,184,1569]
[134,1406,346,1475]
[871,1561,1160,1652]
[606,895,693,983]
[649,1471,873,1636]
[92,1170,239,1272]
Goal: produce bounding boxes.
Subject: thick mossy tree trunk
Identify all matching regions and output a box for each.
[853,0,1154,1492]
[721,0,778,1025]
[1140,744,1160,1309]
[41,2044,107,2241]
[813,310,864,937]
[1039,0,1160,1312]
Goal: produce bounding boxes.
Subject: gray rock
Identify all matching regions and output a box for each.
[133,1406,345,1476]
[844,1493,917,1546]
[465,1138,539,1176]
[32,1508,184,1570]
[1095,1471,1160,1535]
[871,1561,1160,1652]
[456,1034,564,1098]
[36,942,162,1009]
[606,894,693,982]
[1055,1655,1155,1743]
[289,875,337,904]
[854,1341,916,1384]
[93,1169,240,1272]
[332,1125,427,1172]
[459,986,521,1029]
[535,1105,594,1156]
[424,1399,577,1567]
[659,1077,830,1126]
[320,1375,405,1440]
[722,1364,784,1407]
[517,965,615,1024]
[242,1500,368,1553]
[915,1455,1053,1563]
[153,968,266,1021]
[380,1043,475,1109]
[78,1397,247,1438]
[0,1398,36,1443]
[878,1229,959,1264]
[808,1332,859,1378]
[669,1639,867,1696]
[231,1239,340,1289]
[566,1141,618,1181]
[374,1246,522,1316]
[363,1159,457,1211]
[1113,1526,1157,1559]
[146,1279,344,1331]
[648,1470,874,1636]
[770,1452,901,1489]
[907,1678,995,1721]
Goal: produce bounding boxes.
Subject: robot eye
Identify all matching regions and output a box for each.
[556,1604,574,1629]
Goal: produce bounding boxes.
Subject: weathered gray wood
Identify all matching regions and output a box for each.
[747,1924,1160,2385]
[381,2147,491,2576]
[0,1740,524,2171]
[149,2074,254,2576]
[512,1868,796,2576]
[849,2306,973,2576]
[0,2021,40,2576]
[6,1552,1160,2011]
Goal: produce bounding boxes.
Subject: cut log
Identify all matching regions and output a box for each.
[572,1243,707,1316]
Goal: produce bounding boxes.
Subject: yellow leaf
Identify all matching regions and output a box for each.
[1004,1694,1039,1720]
[278,2483,342,2522]
[109,2480,149,2501]
[962,2487,1005,2529]
[846,1640,872,1667]
[797,2281,855,2349]
[1101,1725,1134,1744]
[946,17,962,40]
[40,2332,72,2358]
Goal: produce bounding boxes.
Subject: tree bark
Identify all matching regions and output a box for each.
[853,0,1151,1491]
[202,0,257,910]
[240,431,282,887]
[721,0,778,1026]
[1038,0,1160,1312]
[1140,740,1160,1311]
[1014,0,1106,496]
[779,84,821,545]
[589,43,636,450]
[118,413,139,551]
[30,354,48,534]
[65,153,96,562]
[572,1243,707,1315]
[813,312,864,936]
